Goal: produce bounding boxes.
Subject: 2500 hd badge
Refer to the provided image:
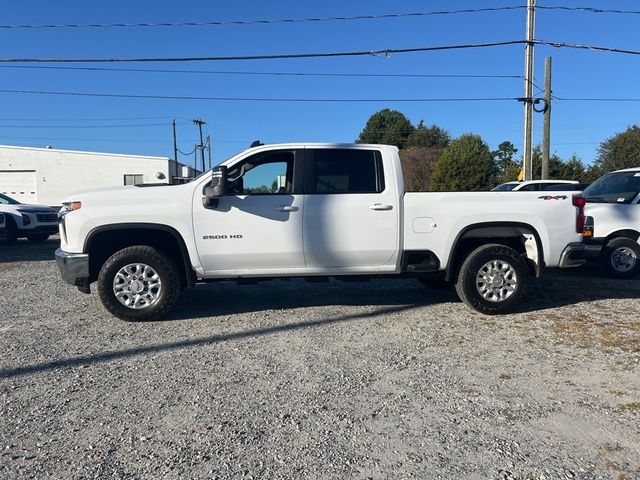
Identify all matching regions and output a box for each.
[203,234,243,240]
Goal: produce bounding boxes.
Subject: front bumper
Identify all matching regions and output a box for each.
[55,248,90,290]
[559,242,588,268]
[18,224,59,235]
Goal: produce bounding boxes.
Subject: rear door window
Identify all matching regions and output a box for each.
[307,149,384,194]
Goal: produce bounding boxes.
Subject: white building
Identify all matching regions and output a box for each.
[0,144,199,206]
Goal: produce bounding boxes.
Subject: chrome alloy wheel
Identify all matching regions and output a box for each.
[475,259,518,302]
[113,263,162,310]
[611,247,638,273]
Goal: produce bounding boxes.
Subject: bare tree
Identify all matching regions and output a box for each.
[399,147,442,192]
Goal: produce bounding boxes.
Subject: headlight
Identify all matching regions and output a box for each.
[59,201,82,218]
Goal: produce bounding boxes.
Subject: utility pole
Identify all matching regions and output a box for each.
[172,118,178,180]
[522,0,536,181]
[206,134,212,170]
[541,56,552,180]
[193,144,198,176]
[192,118,206,173]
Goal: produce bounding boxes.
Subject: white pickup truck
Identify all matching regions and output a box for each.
[55,143,586,321]
[581,167,640,278]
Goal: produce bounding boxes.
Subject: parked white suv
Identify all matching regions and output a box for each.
[0,193,59,245]
[492,180,580,192]
[581,167,640,278]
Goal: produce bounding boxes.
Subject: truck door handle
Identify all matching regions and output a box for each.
[369,204,393,211]
[275,205,299,212]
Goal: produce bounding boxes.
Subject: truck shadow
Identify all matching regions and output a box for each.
[166,267,640,321]
[0,303,415,379]
[167,278,455,321]
[0,237,59,263]
[519,266,640,313]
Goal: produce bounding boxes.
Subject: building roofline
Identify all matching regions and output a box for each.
[0,143,170,161]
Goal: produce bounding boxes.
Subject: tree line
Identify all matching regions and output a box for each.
[356,109,640,191]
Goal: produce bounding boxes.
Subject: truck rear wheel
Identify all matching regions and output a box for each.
[600,237,640,279]
[455,244,529,315]
[97,246,181,321]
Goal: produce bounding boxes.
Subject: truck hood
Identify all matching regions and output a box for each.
[65,183,189,210]
[66,183,179,201]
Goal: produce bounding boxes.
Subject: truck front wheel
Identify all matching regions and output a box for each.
[455,244,529,315]
[97,246,182,321]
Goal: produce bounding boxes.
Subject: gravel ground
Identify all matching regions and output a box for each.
[1,237,639,480]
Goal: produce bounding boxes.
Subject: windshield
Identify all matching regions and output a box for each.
[0,193,20,205]
[582,171,640,204]
[491,183,518,191]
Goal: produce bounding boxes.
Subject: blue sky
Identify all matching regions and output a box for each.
[0,0,638,169]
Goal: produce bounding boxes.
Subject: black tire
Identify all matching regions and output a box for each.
[418,275,451,290]
[455,244,529,315]
[0,218,17,245]
[26,233,50,243]
[599,237,640,279]
[97,245,182,321]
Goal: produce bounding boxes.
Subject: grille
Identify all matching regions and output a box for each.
[36,213,57,223]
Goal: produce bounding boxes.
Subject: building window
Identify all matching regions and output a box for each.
[124,174,144,185]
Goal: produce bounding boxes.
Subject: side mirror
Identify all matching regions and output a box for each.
[202,165,228,209]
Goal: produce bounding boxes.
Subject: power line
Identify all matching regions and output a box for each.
[556,97,640,102]
[0,7,527,30]
[0,40,527,63]
[538,6,640,15]
[0,88,518,103]
[0,115,178,121]
[0,5,634,32]
[0,122,190,128]
[177,146,197,155]
[0,65,523,79]
[534,40,640,56]
[0,135,197,143]
[1,39,637,64]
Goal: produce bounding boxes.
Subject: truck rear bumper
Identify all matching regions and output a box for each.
[55,248,90,292]
[559,242,588,268]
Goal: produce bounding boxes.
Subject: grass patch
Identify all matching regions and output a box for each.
[552,315,640,355]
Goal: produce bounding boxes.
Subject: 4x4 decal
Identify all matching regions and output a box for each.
[538,195,568,200]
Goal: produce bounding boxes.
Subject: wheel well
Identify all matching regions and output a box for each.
[85,226,194,286]
[445,224,542,282]
[606,230,640,243]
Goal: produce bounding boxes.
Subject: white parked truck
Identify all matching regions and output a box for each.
[581,167,640,278]
[55,143,587,320]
